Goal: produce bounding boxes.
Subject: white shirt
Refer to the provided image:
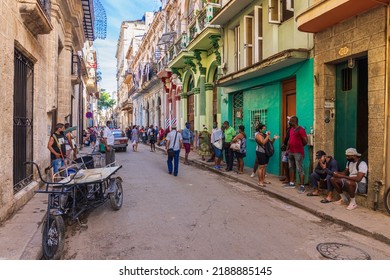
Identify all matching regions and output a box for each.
[167,130,183,151]
[103,127,115,146]
[346,160,368,184]
[211,128,223,143]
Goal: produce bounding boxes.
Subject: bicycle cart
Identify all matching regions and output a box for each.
[26,161,123,260]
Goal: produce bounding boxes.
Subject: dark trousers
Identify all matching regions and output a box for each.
[224,142,233,170]
[310,172,333,192]
[105,145,115,166]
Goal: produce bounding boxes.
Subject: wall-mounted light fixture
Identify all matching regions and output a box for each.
[348,58,355,69]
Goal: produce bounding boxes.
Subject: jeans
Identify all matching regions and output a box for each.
[288,153,304,175]
[167,150,180,176]
[310,172,333,192]
[52,158,64,174]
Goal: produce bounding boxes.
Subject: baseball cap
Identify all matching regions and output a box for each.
[315,150,326,159]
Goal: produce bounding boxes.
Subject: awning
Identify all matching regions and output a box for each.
[82,0,95,41]
[296,0,390,33]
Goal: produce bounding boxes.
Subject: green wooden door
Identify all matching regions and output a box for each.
[335,63,358,169]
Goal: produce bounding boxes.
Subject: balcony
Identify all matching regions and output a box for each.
[71,53,81,85]
[188,2,221,50]
[187,2,221,51]
[296,0,390,33]
[124,69,133,84]
[19,0,53,35]
[210,0,252,26]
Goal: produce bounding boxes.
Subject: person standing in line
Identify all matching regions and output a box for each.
[280,117,293,183]
[231,125,246,174]
[284,116,308,193]
[211,122,223,169]
[223,121,236,172]
[255,123,278,186]
[166,125,183,176]
[149,125,156,152]
[47,123,67,176]
[198,126,211,161]
[131,125,139,152]
[181,122,193,165]
[64,123,77,164]
[102,120,115,166]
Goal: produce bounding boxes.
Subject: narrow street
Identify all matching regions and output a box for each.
[62,144,390,260]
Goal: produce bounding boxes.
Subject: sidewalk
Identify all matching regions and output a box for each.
[1,144,390,259]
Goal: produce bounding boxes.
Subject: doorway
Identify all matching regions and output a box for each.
[282,78,296,139]
[335,57,368,168]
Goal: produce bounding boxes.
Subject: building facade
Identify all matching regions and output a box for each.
[115,17,153,129]
[0,0,95,223]
[214,0,314,177]
[297,0,390,210]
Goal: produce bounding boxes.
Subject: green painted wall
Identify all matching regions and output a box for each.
[220,59,314,182]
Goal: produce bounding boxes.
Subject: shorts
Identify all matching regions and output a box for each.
[183,143,191,154]
[256,151,269,165]
[281,151,289,163]
[235,151,246,159]
[213,146,223,158]
[288,153,304,175]
[52,158,64,174]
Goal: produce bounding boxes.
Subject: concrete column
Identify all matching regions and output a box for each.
[199,67,206,129]
[205,83,214,130]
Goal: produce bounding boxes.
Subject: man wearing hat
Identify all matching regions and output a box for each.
[307,150,339,203]
[165,124,183,176]
[181,122,193,165]
[330,148,368,210]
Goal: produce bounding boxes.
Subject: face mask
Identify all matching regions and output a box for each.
[60,131,64,135]
[346,157,354,162]
[110,124,113,129]
[186,124,190,129]
[213,125,217,129]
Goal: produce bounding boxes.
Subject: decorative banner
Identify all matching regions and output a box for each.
[86,111,93,119]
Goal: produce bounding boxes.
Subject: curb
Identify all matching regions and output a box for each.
[155,145,390,246]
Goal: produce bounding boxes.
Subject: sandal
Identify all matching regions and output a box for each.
[258,183,266,187]
[264,181,271,184]
[306,192,319,197]
[320,199,332,203]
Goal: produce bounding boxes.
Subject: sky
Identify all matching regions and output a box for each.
[93,0,161,94]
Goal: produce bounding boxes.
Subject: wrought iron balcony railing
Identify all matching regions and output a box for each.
[188,2,221,42]
[38,0,51,21]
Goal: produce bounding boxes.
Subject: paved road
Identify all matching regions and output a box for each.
[62,144,390,260]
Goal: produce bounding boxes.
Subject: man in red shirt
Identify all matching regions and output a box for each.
[284,116,308,193]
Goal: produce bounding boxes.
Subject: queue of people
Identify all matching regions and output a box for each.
[48,116,368,210]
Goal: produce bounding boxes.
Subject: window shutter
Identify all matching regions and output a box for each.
[254,6,263,63]
[287,0,294,12]
[243,15,254,67]
[268,0,281,24]
[235,25,241,71]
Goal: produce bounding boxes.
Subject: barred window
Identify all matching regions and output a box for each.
[250,109,268,139]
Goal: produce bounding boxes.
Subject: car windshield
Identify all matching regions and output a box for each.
[112,130,125,138]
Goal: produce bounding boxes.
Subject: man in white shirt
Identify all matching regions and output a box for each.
[330,148,368,210]
[211,122,223,169]
[165,125,183,176]
[102,120,115,166]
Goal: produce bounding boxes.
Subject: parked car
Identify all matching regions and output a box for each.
[112,129,128,152]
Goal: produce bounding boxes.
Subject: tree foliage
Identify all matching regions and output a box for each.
[97,91,116,111]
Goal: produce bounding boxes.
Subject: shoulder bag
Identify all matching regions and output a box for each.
[167,132,178,158]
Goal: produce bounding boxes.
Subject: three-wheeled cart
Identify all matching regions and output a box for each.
[26,161,123,259]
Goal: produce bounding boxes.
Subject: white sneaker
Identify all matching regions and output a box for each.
[346,203,357,210]
[250,172,255,178]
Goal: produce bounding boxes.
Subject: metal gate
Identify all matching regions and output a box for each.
[233,91,243,131]
[13,49,34,194]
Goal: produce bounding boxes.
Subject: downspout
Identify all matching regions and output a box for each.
[379,3,390,210]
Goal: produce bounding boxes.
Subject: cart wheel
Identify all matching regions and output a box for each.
[42,214,65,260]
[110,178,123,210]
[385,187,390,215]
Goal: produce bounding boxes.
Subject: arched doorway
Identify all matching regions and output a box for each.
[146,101,150,127]
[186,74,195,129]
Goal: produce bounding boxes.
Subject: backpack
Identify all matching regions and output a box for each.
[264,140,274,157]
[348,159,368,180]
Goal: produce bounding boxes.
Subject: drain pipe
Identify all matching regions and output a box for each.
[384,4,390,207]
[373,180,383,211]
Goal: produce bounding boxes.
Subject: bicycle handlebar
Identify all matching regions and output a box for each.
[24,161,80,186]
